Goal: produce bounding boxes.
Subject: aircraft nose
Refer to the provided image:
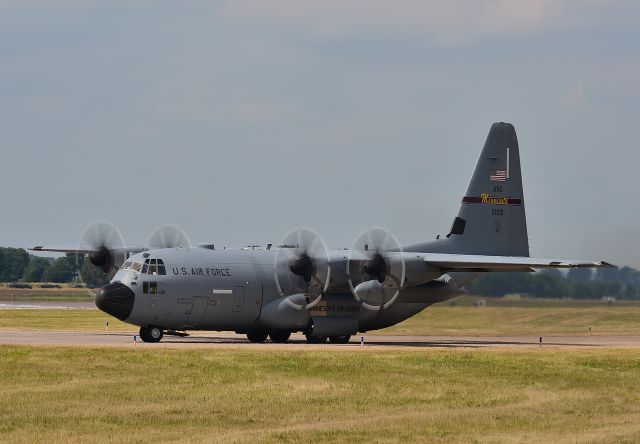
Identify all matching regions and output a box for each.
[95,282,135,321]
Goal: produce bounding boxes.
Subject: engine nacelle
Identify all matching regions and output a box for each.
[401,255,443,287]
[259,294,311,330]
[89,247,129,273]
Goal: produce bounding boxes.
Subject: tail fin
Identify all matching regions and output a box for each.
[408,122,529,257]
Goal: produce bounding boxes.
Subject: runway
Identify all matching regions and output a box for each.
[2,330,640,349]
[0,301,95,310]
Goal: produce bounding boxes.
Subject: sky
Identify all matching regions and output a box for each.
[1,0,639,266]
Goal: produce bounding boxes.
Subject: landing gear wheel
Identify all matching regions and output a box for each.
[269,330,291,343]
[247,330,269,343]
[139,326,163,343]
[305,334,328,344]
[329,335,351,344]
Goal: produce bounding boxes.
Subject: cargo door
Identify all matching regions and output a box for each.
[232,286,245,312]
[186,296,209,326]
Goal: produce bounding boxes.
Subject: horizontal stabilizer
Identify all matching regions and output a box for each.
[423,253,613,272]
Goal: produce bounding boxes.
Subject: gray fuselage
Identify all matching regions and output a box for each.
[104,246,464,334]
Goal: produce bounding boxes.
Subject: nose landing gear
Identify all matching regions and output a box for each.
[139,326,164,343]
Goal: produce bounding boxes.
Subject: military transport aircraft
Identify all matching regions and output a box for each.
[32,123,611,344]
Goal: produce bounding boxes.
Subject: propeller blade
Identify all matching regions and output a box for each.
[77,221,127,287]
[147,224,191,249]
[347,227,406,311]
[274,228,331,310]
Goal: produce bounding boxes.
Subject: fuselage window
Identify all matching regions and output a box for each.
[142,281,157,294]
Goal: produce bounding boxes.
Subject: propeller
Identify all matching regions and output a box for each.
[79,221,127,273]
[147,224,191,249]
[347,227,406,311]
[274,228,331,310]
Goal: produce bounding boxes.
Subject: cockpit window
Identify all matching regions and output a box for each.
[148,259,157,275]
[130,262,142,272]
[157,259,166,276]
[122,261,132,270]
[140,258,166,275]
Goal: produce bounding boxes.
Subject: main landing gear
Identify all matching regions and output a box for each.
[244,330,352,344]
[268,330,291,343]
[304,334,352,344]
[246,330,269,343]
[305,334,327,344]
[329,335,351,344]
[245,330,291,343]
[139,325,163,343]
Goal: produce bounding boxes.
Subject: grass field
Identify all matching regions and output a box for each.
[0,285,93,302]
[2,296,640,442]
[381,298,640,336]
[1,346,639,443]
[0,308,133,332]
[2,296,640,336]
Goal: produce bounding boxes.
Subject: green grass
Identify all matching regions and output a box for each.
[446,295,636,308]
[0,286,94,302]
[0,309,133,332]
[1,346,639,443]
[0,294,95,302]
[379,303,640,336]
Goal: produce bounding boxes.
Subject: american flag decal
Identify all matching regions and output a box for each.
[490,169,507,182]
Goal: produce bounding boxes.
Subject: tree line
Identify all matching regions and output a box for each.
[466,266,640,299]
[0,247,109,287]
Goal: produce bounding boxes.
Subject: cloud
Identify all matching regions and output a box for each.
[0,0,152,10]
[561,80,589,109]
[559,56,640,112]
[217,0,640,50]
[218,0,567,45]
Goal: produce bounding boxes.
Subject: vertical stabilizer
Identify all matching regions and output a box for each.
[407,122,530,257]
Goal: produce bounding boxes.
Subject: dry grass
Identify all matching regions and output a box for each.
[1,346,639,443]
[0,309,132,332]
[379,304,640,336]
[3,296,640,337]
[0,285,93,302]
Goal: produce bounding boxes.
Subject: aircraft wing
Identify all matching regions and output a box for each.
[32,245,98,254]
[421,253,613,272]
[30,245,146,255]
